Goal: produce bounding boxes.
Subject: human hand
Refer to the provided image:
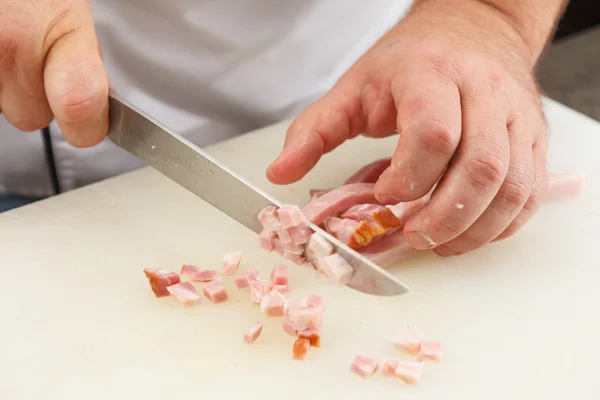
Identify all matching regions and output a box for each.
[267,0,550,256]
[0,0,108,147]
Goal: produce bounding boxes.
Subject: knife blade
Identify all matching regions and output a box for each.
[107,90,410,296]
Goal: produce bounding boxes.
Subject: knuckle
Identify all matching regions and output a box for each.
[5,111,52,132]
[522,189,542,212]
[58,91,97,123]
[463,152,506,192]
[496,179,531,212]
[425,213,462,240]
[415,119,458,155]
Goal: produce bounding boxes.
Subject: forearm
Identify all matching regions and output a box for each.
[411,0,569,62]
[474,0,569,59]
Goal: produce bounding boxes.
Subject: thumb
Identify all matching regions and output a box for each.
[43,1,109,148]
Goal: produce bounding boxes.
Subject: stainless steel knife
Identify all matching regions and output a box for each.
[107,90,410,296]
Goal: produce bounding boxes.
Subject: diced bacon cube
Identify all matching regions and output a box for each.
[260,291,285,317]
[203,280,229,303]
[305,294,323,307]
[298,329,321,347]
[277,204,307,229]
[284,298,306,316]
[259,229,277,252]
[320,253,353,285]
[287,296,324,332]
[250,281,265,304]
[292,338,311,360]
[247,268,260,283]
[234,274,250,289]
[393,328,425,355]
[270,264,289,285]
[380,359,401,376]
[350,355,379,378]
[306,233,334,261]
[143,268,181,298]
[276,225,293,245]
[282,318,297,336]
[244,321,263,344]
[180,264,200,276]
[288,224,313,246]
[283,252,305,265]
[166,282,200,305]
[258,206,279,229]
[275,285,290,293]
[394,360,424,384]
[222,251,242,276]
[420,341,442,361]
[283,242,305,255]
[191,269,218,283]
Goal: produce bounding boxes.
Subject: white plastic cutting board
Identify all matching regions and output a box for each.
[1,98,599,400]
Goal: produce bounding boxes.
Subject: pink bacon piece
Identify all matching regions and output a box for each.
[380,359,401,376]
[359,230,418,267]
[250,281,265,304]
[282,318,297,336]
[394,360,424,384]
[222,251,242,276]
[345,158,391,184]
[420,341,443,361]
[143,268,181,298]
[286,295,324,332]
[258,206,279,229]
[277,204,307,229]
[244,321,263,344]
[543,170,586,202]
[191,269,218,283]
[270,264,289,285]
[260,291,285,317]
[350,355,379,378]
[203,280,229,303]
[393,327,425,355]
[292,338,311,360]
[326,217,387,250]
[302,183,380,225]
[298,329,321,347]
[180,264,200,276]
[166,282,201,305]
[259,229,277,251]
[234,274,250,289]
[320,253,353,285]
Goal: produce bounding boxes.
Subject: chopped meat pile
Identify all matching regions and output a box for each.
[261,159,587,270]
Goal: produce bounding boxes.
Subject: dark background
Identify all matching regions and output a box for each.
[553,0,600,41]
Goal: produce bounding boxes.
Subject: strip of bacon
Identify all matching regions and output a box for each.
[203,280,229,303]
[326,217,385,250]
[166,282,201,305]
[350,355,379,378]
[358,230,418,267]
[143,268,181,298]
[341,204,402,231]
[302,183,379,225]
[543,170,586,202]
[243,321,263,344]
[345,158,391,184]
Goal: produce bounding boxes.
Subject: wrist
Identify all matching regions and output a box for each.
[410,0,567,66]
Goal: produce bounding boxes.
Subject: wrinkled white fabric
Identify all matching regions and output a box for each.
[0,0,411,196]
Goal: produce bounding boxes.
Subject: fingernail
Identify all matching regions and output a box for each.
[433,245,455,257]
[377,194,400,205]
[406,231,437,250]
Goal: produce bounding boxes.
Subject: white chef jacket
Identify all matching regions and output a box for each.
[0,0,411,197]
